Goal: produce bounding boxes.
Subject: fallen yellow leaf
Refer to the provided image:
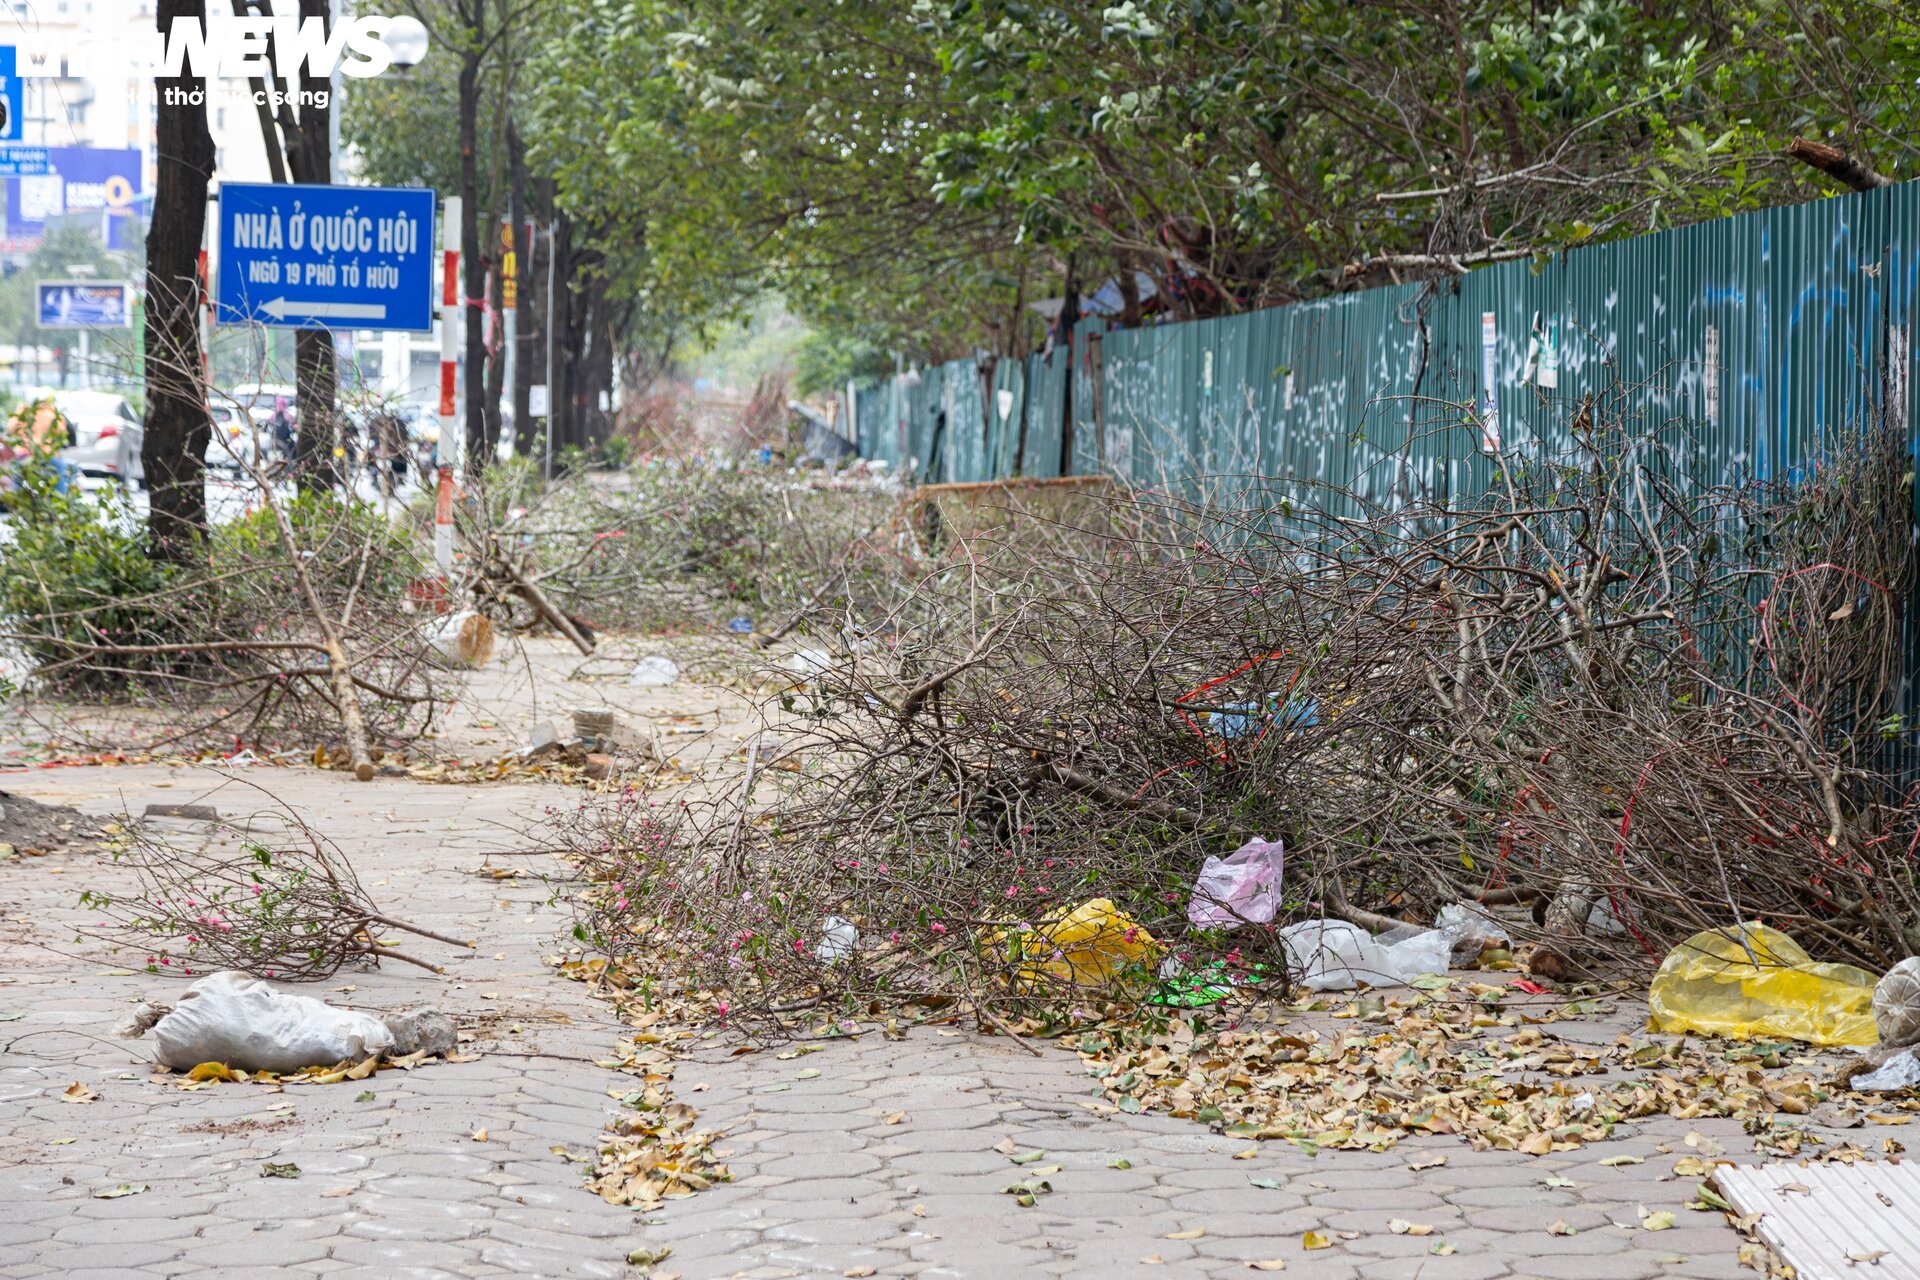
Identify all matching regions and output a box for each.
[1302,1231,1332,1250]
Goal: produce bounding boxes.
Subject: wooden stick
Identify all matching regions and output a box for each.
[500,552,595,655]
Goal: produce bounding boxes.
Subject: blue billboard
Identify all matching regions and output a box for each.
[36,280,133,329]
[4,146,143,248]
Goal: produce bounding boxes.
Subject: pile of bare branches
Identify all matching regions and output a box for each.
[77,803,470,979]
[553,378,1919,1029]
[457,460,905,642]
[2,455,455,770]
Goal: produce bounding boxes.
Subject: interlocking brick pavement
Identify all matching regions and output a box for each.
[0,757,1838,1278]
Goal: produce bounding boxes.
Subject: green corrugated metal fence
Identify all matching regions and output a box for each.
[847,179,1919,773]
[863,182,1916,509]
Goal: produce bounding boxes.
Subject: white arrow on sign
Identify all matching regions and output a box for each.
[260,297,387,321]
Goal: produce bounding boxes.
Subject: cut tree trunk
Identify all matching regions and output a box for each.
[1786,137,1892,193]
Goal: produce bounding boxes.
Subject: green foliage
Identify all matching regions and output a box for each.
[792,329,894,399]
[516,0,1920,354]
[213,491,419,605]
[0,463,180,692]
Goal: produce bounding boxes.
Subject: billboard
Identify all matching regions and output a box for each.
[6,146,143,248]
[36,280,133,328]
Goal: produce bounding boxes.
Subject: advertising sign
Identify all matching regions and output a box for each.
[36,279,134,328]
[5,146,143,245]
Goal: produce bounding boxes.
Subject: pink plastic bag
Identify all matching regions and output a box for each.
[1187,838,1286,927]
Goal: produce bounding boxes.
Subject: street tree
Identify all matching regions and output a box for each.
[143,0,216,561]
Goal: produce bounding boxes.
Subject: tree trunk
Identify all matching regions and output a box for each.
[458,10,488,479]
[508,122,536,455]
[293,331,337,489]
[269,0,338,492]
[585,282,614,446]
[142,0,214,563]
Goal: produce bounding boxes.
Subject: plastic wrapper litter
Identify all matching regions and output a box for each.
[1647,923,1878,1047]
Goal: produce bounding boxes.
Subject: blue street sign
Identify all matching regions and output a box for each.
[36,280,134,329]
[0,48,22,144]
[216,182,436,332]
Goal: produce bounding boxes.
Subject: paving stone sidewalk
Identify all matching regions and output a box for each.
[0,764,1799,1278]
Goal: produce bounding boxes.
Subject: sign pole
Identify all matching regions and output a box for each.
[435,196,460,577]
[544,220,556,480]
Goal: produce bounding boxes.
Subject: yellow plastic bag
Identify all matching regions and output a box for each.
[1020,898,1162,986]
[1647,922,1878,1047]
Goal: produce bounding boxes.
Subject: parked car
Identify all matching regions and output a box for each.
[202,401,266,474]
[49,390,144,486]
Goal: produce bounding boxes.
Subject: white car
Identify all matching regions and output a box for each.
[202,402,269,474]
[51,390,144,486]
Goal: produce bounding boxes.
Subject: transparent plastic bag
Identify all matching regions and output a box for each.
[1434,902,1510,964]
[1647,923,1879,1047]
[816,915,858,963]
[1854,1047,1920,1092]
[629,655,680,687]
[1187,838,1285,927]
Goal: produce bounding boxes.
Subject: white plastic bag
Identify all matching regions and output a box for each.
[629,655,680,687]
[1187,838,1285,927]
[1382,928,1452,980]
[1276,919,1450,991]
[150,971,395,1072]
[816,915,858,963]
[784,648,834,679]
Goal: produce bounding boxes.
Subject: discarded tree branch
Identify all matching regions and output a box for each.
[1786,137,1892,192]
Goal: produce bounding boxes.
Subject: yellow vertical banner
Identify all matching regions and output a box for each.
[499,219,518,310]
